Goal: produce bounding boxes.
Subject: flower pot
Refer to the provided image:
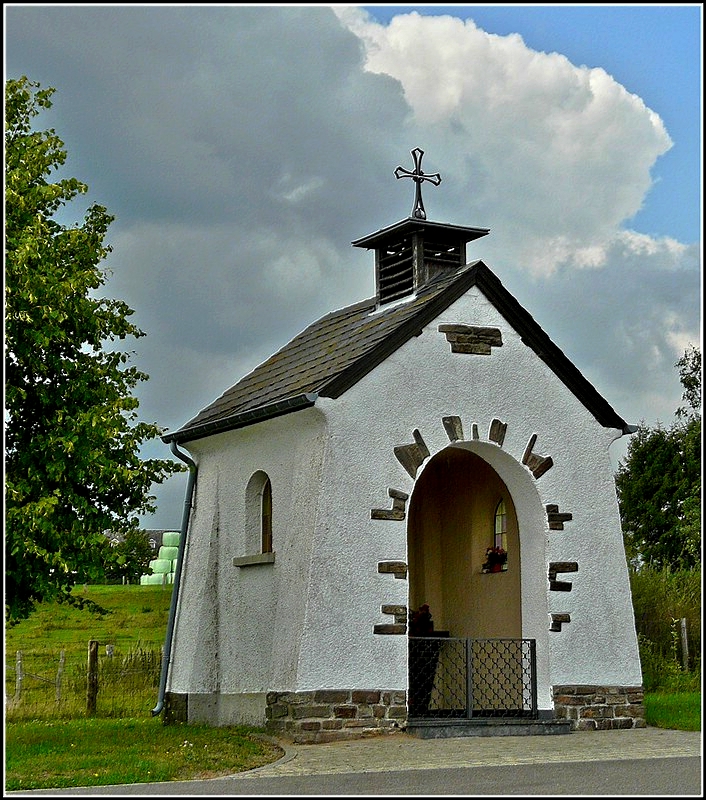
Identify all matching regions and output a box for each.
[491,563,503,573]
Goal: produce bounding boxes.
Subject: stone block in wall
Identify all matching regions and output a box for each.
[377,561,408,579]
[615,703,646,719]
[271,690,314,705]
[386,704,408,719]
[352,690,381,704]
[373,623,407,635]
[292,704,331,719]
[342,719,374,729]
[299,721,321,731]
[333,705,357,719]
[382,691,407,706]
[265,703,288,719]
[314,690,349,704]
[581,705,612,719]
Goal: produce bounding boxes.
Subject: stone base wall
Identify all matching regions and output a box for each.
[553,685,646,730]
[265,689,408,743]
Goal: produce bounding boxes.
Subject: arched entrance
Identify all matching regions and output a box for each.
[407,446,521,638]
[407,445,534,719]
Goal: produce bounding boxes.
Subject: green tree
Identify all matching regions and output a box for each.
[103,529,155,585]
[675,344,701,420]
[616,346,701,570]
[5,77,182,623]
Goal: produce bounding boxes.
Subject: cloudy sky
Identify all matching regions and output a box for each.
[5,4,701,530]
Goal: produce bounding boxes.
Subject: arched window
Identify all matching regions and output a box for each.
[494,499,507,553]
[261,476,272,554]
[244,471,274,554]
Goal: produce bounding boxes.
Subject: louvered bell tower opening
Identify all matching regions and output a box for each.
[352,218,490,308]
[378,236,414,305]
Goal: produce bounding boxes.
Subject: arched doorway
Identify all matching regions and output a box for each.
[407,446,521,637]
[406,445,533,719]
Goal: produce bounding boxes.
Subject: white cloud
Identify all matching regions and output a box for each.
[335,8,674,276]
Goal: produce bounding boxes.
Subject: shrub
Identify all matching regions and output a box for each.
[631,566,701,690]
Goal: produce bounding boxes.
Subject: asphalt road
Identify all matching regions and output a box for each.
[10,757,701,796]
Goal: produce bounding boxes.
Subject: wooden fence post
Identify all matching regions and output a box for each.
[680,617,689,669]
[55,649,66,704]
[14,650,23,706]
[87,640,99,715]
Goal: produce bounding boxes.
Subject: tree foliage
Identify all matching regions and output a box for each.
[616,345,701,570]
[102,530,155,585]
[5,77,183,623]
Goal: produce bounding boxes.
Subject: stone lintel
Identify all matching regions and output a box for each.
[438,325,503,354]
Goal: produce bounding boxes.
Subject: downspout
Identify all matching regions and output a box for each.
[151,441,197,717]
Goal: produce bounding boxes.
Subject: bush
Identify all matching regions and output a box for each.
[630,566,701,690]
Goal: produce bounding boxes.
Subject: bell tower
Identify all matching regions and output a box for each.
[351,148,489,307]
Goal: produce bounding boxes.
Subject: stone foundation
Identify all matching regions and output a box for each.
[168,685,646,737]
[553,685,646,730]
[265,689,408,743]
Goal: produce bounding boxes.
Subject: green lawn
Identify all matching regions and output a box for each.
[645,691,701,731]
[4,717,283,791]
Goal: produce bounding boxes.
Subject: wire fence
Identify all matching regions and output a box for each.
[5,641,163,720]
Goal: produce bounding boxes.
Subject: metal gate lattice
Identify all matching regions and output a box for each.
[408,637,537,719]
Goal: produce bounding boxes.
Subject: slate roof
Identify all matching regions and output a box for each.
[163,260,631,444]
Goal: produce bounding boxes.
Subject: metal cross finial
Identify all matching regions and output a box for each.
[394,147,442,220]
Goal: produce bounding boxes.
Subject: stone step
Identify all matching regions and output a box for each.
[407,717,573,738]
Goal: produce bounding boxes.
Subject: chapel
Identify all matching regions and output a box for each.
[156,149,644,740]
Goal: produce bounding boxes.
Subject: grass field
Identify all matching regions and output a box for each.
[6,583,174,650]
[5,585,284,790]
[5,584,174,721]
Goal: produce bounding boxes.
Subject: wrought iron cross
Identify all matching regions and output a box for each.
[394,147,442,220]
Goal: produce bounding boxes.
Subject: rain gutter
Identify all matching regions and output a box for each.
[151,441,197,717]
[161,392,319,445]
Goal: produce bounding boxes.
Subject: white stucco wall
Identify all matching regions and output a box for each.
[168,407,329,698]
[294,286,641,695]
[168,282,642,716]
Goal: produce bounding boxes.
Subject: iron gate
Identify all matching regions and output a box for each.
[408,637,537,719]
